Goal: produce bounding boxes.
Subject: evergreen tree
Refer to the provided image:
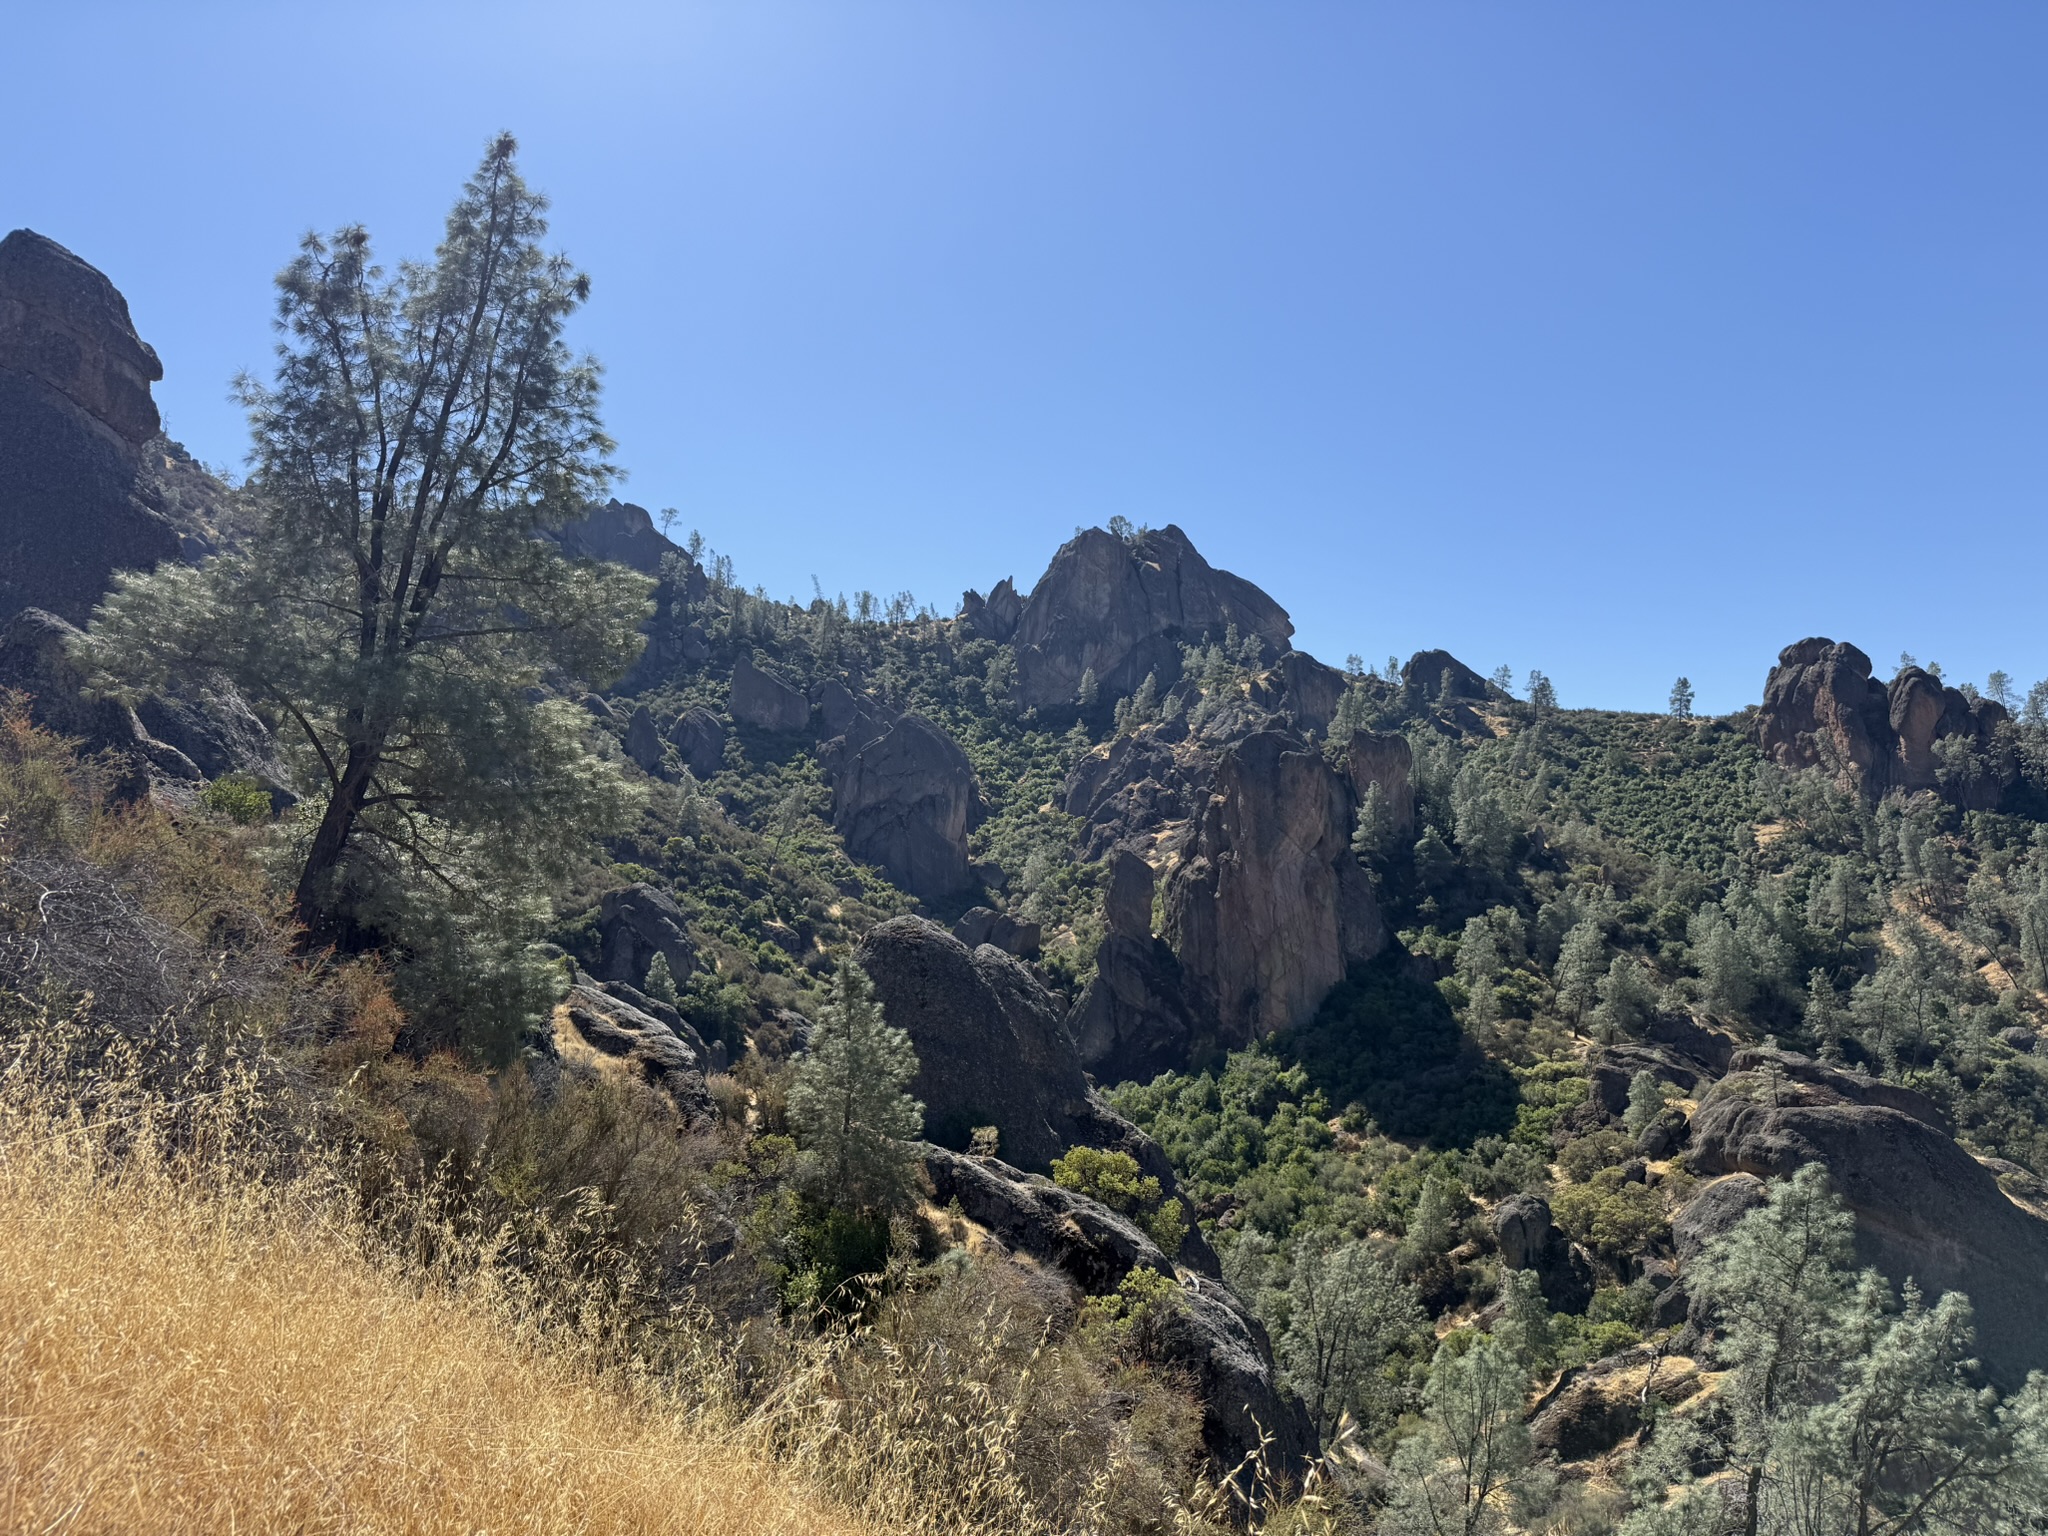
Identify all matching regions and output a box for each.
[1382,1336,1539,1536]
[1555,918,1607,1033]
[1353,780,1395,866]
[1525,670,1558,713]
[1624,1069,1666,1136]
[643,952,679,1008]
[1075,666,1098,707]
[86,138,646,1047]
[1669,676,1695,720]
[1276,1230,1422,1438]
[1594,956,1658,1040]
[786,962,925,1214]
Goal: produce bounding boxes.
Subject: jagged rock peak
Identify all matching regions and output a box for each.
[1757,636,2009,807]
[1010,523,1294,710]
[0,229,162,446]
[549,499,682,576]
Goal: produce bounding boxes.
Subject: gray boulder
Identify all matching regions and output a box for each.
[1491,1192,1595,1314]
[729,654,808,731]
[1672,1172,1768,1262]
[1689,1079,2048,1390]
[824,711,981,901]
[1068,935,1206,1089]
[1104,846,1156,940]
[0,607,197,794]
[1345,728,1415,839]
[667,705,726,778]
[561,980,712,1121]
[950,906,1041,959]
[624,704,666,774]
[922,1145,1314,1476]
[596,883,697,991]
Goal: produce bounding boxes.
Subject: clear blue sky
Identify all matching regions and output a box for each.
[6,3,2044,714]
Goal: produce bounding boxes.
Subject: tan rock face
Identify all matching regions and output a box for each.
[1163,730,1386,1044]
[0,229,161,446]
[1345,728,1415,839]
[1755,637,2009,808]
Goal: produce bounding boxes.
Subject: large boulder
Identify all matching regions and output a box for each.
[1010,525,1294,711]
[1162,730,1388,1044]
[857,916,1173,1185]
[1068,934,1208,1087]
[859,917,1098,1170]
[1490,1192,1595,1314]
[950,906,1040,959]
[0,230,184,629]
[595,883,697,990]
[667,705,726,777]
[921,1145,1315,1475]
[1756,638,2010,807]
[0,607,197,792]
[1403,649,1492,703]
[559,980,713,1121]
[729,654,809,732]
[1689,1077,2048,1390]
[623,704,666,774]
[824,711,981,901]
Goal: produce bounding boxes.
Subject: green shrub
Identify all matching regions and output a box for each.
[200,773,272,824]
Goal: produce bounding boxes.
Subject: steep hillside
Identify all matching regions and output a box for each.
[8,224,2048,1534]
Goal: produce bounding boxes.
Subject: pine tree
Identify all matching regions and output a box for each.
[1623,1069,1665,1136]
[786,962,925,1214]
[1669,676,1694,719]
[644,952,680,1008]
[85,138,646,1049]
[1353,781,1395,865]
[1555,918,1607,1033]
[1593,956,1657,1040]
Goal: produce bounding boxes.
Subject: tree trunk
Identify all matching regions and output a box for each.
[293,737,383,949]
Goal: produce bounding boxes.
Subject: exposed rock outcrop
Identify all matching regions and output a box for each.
[548,499,679,575]
[921,1145,1315,1475]
[1528,1348,1704,1462]
[858,916,1136,1171]
[1344,728,1415,840]
[1162,730,1387,1044]
[823,710,981,901]
[729,655,809,732]
[1010,525,1293,710]
[559,979,713,1121]
[1103,847,1156,941]
[1689,1076,2048,1390]
[1490,1192,1595,1314]
[1069,935,1208,1088]
[950,906,1040,959]
[595,883,697,991]
[1756,637,2011,807]
[0,230,183,629]
[667,705,726,777]
[1403,649,1491,703]
[624,704,666,774]
[958,577,1023,643]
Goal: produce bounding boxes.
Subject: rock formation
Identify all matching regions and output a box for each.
[822,709,981,901]
[1490,1192,1595,1314]
[1344,728,1415,839]
[623,704,666,774]
[921,1145,1315,1475]
[949,906,1041,959]
[1688,1070,2048,1390]
[595,883,697,991]
[0,230,185,629]
[1162,730,1388,1044]
[558,979,713,1121]
[856,916,1168,1178]
[667,705,726,778]
[958,576,1023,643]
[549,499,679,575]
[728,654,809,732]
[1008,524,1294,711]
[1756,637,2011,807]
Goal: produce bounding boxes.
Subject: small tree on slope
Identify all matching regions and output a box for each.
[786,962,924,1215]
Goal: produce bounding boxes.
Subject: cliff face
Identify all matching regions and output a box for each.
[0,230,183,628]
[1756,637,2010,807]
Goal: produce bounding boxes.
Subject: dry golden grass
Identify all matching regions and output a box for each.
[0,1127,871,1536]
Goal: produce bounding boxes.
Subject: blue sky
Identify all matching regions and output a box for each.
[6,3,2044,713]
